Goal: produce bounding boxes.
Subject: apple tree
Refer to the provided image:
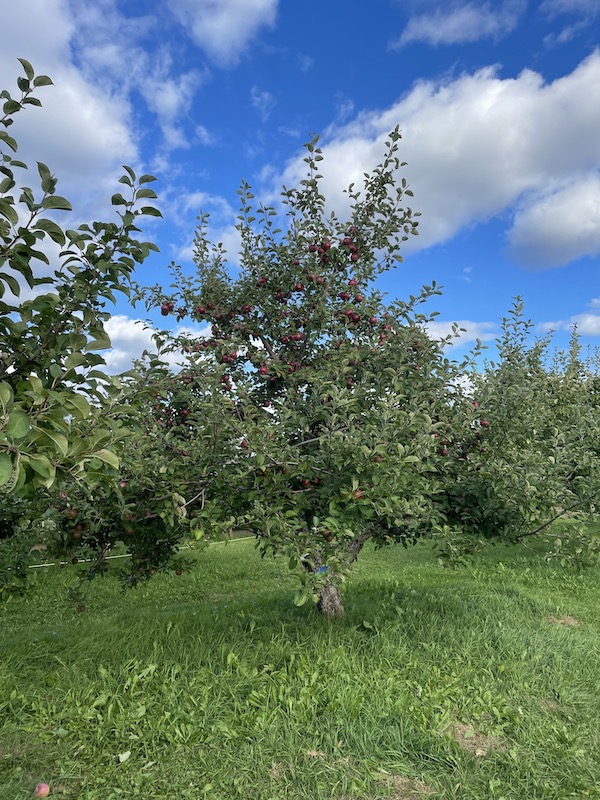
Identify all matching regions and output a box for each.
[436,302,600,563]
[0,59,161,595]
[137,131,478,617]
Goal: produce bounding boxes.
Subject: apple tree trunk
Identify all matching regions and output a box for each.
[317,581,345,618]
[310,531,372,619]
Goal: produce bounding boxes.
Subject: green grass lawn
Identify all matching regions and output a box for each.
[1,531,599,800]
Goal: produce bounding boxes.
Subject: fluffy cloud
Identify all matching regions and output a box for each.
[162,189,242,265]
[507,173,600,267]
[425,320,497,347]
[268,51,600,269]
[167,0,278,66]
[68,1,207,153]
[103,315,209,374]
[392,1,524,48]
[540,313,600,336]
[0,1,139,226]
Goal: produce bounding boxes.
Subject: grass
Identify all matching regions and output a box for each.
[1,531,600,799]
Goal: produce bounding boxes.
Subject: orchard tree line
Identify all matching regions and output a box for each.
[1,60,599,617]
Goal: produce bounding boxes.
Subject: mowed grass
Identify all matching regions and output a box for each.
[1,530,600,800]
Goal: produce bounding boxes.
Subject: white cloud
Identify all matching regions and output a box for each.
[251,86,276,121]
[164,190,242,266]
[539,298,600,335]
[571,314,600,335]
[167,0,278,66]
[67,3,206,153]
[104,315,210,373]
[335,94,355,123]
[425,320,497,347]
[542,314,600,336]
[266,51,600,270]
[298,54,315,73]
[540,0,599,45]
[196,124,216,145]
[541,0,599,17]
[103,316,157,373]
[507,173,600,268]
[0,5,138,223]
[392,1,524,48]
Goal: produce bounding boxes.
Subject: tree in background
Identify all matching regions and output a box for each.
[438,302,600,564]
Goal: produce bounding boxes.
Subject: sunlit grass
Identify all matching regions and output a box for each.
[1,531,599,799]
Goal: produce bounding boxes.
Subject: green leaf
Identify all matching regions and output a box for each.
[41,195,72,211]
[32,218,66,245]
[0,130,18,153]
[135,188,158,200]
[0,451,13,487]
[0,198,18,225]
[33,75,53,88]
[36,429,69,458]
[6,410,30,439]
[2,272,20,297]
[27,453,53,479]
[84,326,112,351]
[65,352,86,371]
[18,59,35,81]
[37,162,56,193]
[3,100,22,115]
[0,382,13,409]
[91,448,119,470]
[138,174,157,184]
[139,206,162,217]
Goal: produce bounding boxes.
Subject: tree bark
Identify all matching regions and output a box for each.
[312,530,373,618]
[317,581,345,618]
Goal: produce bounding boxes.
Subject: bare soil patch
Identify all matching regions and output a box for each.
[380,774,436,799]
[547,614,580,627]
[442,721,502,757]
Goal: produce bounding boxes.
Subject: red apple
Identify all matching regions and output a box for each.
[34,784,50,799]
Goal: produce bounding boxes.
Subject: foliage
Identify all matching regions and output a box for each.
[437,302,600,564]
[136,131,483,616]
[2,60,599,613]
[0,59,160,594]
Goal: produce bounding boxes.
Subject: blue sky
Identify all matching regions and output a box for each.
[2,0,600,371]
